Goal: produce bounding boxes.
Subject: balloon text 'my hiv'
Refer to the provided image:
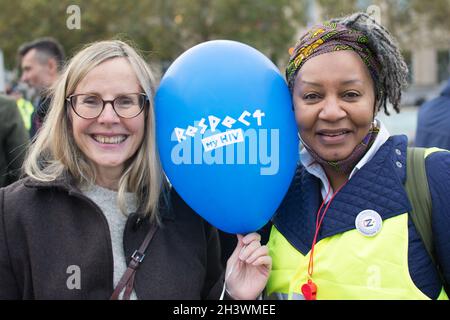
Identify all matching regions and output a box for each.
[171,109,279,176]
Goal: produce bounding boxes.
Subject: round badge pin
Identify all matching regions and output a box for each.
[355,210,383,237]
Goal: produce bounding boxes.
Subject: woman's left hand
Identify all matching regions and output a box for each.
[224,232,272,300]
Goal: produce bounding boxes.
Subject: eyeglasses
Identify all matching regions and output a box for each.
[66,93,148,119]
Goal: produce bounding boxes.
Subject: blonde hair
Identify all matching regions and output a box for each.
[23,40,167,223]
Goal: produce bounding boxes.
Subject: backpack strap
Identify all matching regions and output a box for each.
[405,147,434,263]
[405,147,448,294]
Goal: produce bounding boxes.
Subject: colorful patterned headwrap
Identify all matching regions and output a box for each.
[286,21,381,92]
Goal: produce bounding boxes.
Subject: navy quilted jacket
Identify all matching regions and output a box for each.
[272,135,450,299]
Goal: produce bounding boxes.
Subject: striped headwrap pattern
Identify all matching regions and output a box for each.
[286,21,381,92]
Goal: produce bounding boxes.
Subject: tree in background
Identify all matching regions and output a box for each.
[1,0,448,79]
[0,0,306,73]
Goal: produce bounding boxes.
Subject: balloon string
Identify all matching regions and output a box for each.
[220,261,235,300]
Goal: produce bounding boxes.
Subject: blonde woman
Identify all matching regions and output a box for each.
[0,40,270,300]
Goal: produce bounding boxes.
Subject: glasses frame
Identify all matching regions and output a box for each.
[66,93,148,119]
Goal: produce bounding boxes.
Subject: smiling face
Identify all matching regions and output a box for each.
[70,57,145,179]
[293,50,376,162]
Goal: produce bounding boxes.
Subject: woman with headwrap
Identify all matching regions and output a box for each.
[238,12,450,300]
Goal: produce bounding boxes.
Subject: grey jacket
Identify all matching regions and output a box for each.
[0,172,224,299]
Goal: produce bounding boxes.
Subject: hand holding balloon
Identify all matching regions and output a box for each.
[224,233,271,300]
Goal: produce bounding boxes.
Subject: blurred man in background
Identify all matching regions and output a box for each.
[18,37,65,137]
[415,76,450,150]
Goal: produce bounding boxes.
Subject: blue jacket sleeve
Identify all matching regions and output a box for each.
[426,150,450,286]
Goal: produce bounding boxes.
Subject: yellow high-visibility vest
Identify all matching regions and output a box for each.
[16,98,34,131]
[266,148,449,300]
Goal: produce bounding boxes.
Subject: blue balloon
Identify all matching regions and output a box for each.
[155,40,298,234]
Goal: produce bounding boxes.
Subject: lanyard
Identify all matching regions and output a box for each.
[301,180,348,300]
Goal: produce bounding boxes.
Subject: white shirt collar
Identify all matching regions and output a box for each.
[299,119,390,202]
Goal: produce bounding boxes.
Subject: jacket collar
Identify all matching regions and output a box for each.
[273,135,412,255]
[24,170,175,221]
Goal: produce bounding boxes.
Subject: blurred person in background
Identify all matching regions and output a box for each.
[0,94,28,187]
[18,37,65,138]
[6,83,35,137]
[415,76,450,150]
